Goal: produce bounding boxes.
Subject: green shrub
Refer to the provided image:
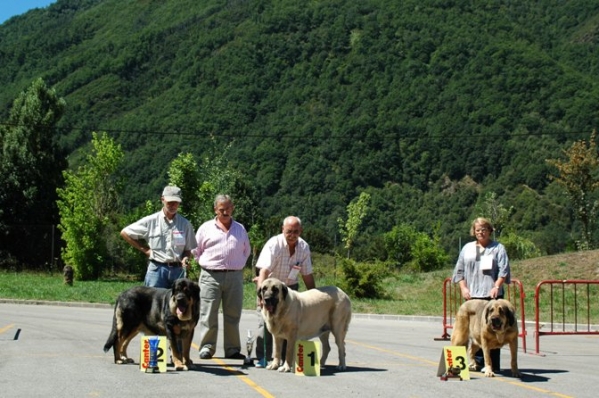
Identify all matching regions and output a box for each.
[499,231,541,260]
[337,257,388,299]
[384,223,449,272]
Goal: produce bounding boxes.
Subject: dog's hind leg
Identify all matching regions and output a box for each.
[319,331,332,368]
[332,327,348,370]
[117,327,140,364]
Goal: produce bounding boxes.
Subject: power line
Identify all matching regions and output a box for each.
[0,121,596,141]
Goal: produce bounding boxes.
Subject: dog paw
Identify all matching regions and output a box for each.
[173,361,189,371]
[336,364,347,371]
[484,369,496,377]
[511,369,521,378]
[266,363,279,371]
[277,365,291,373]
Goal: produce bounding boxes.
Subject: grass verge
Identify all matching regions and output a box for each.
[1,250,598,322]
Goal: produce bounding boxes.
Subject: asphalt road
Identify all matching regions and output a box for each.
[1,302,597,397]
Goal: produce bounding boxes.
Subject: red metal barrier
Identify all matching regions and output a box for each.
[436,277,527,353]
[434,277,462,341]
[534,280,599,355]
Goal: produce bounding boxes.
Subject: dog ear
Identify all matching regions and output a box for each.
[506,306,516,326]
[281,283,288,300]
[257,286,263,300]
[484,303,492,324]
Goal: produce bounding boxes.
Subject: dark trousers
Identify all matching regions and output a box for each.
[475,348,501,371]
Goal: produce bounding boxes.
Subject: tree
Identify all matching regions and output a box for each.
[337,192,371,258]
[167,146,259,229]
[0,78,66,267]
[57,132,124,280]
[546,131,599,249]
[474,191,513,238]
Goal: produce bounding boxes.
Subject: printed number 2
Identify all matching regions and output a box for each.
[157,348,165,363]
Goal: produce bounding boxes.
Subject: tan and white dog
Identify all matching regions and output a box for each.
[258,278,352,373]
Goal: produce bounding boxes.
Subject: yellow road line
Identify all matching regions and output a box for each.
[212,357,276,398]
[192,342,275,398]
[496,378,573,398]
[0,323,15,334]
[347,339,438,365]
[346,339,573,398]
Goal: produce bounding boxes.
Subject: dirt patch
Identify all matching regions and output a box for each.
[512,249,599,284]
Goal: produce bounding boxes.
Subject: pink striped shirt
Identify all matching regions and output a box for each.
[193,218,250,270]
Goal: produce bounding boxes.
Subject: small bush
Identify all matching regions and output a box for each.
[499,231,541,260]
[337,257,388,299]
[384,223,449,272]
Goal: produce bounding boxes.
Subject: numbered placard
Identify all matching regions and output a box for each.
[140,335,168,373]
[294,340,321,376]
[437,346,470,380]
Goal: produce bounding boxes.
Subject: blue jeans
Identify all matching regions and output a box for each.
[144,262,186,288]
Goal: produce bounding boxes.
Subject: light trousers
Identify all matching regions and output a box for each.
[198,269,244,357]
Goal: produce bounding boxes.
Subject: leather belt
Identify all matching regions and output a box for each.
[152,260,182,267]
[202,268,240,273]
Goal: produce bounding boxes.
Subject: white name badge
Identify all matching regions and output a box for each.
[173,230,185,247]
[480,255,493,271]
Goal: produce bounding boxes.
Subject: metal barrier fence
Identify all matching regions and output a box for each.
[435,277,527,353]
[534,280,599,355]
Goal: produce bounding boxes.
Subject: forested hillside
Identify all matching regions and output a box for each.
[1,0,599,264]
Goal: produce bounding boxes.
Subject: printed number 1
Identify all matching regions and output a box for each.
[308,351,315,366]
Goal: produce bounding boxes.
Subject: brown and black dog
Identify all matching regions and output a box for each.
[451,299,521,378]
[103,278,200,371]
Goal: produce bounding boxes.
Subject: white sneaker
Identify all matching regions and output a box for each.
[480,366,487,373]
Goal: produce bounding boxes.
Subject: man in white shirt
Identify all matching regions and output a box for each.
[120,185,196,288]
[254,216,315,364]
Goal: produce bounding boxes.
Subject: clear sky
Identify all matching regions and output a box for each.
[0,0,57,24]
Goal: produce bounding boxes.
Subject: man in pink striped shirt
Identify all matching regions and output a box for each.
[194,194,251,360]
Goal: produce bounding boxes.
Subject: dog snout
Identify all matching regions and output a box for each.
[175,293,189,305]
[491,316,502,328]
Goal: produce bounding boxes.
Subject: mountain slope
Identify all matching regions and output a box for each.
[1,0,599,257]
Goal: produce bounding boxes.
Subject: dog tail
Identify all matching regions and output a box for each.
[103,304,119,353]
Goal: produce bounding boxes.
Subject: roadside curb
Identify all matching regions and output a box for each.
[0,299,444,323]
